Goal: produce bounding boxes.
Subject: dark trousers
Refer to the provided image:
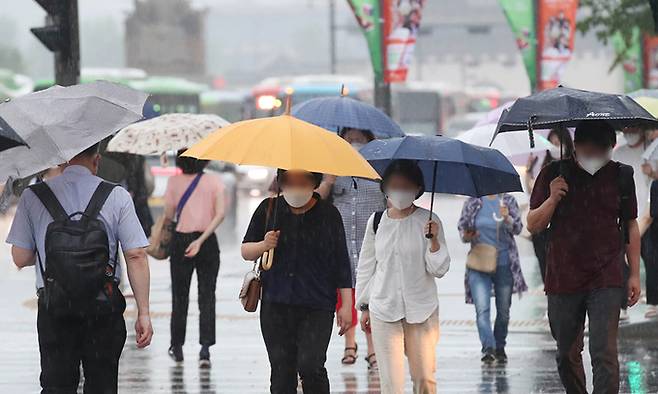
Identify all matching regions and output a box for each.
[642,231,658,305]
[170,232,220,347]
[548,288,623,394]
[37,291,127,394]
[532,229,549,284]
[260,302,334,394]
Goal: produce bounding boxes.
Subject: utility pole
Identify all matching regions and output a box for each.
[31,0,80,86]
[329,0,337,74]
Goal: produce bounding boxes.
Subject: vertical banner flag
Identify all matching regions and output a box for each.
[613,29,643,92]
[644,35,658,89]
[536,0,579,90]
[499,0,537,90]
[347,0,384,80]
[382,0,425,83]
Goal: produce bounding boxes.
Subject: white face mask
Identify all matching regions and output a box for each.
[386,190,417,210]
[282,188,313,208]
[624,133,642,147]
[578,152,611,176]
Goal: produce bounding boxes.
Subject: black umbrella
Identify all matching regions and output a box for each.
[0,114,27,152]
[494,87,658,148]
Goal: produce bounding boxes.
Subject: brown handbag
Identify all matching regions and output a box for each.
[465,213,500,274]
[146,214,174,260]
[239,197,275,312]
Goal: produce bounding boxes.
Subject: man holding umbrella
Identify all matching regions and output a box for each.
[528,120,641,394]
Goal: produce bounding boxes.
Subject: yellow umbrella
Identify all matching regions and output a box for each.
[182,114,380,179]
[183,112,380,270]
[635,97,658,118]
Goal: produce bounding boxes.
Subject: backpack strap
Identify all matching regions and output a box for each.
[84,181,119,220]
[373,211,384,234]
[29,182,68,221]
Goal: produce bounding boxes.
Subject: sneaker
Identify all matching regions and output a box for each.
[495,348,508,364]
[169,345,184,363]
[481,348,496,364]
[619,309,630,323]
[199,345,211,369]
[645,305,658,319]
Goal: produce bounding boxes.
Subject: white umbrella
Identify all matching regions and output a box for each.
[0,81,148,183]
[457,124,558,157]
[107,113,230,156]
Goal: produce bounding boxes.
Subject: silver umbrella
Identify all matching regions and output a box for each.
[0,81,148,183]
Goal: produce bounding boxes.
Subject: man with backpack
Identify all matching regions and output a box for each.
[6,142,153,394]
[527,120,641,394]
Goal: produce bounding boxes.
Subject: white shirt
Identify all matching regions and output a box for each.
[613,143,652,216]
[355,207,450,324]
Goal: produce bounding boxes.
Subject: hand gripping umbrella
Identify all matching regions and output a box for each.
[360,135,523,238]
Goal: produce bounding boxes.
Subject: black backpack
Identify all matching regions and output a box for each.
[30,181,118,318]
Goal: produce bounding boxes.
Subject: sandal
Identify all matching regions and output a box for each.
[341,344,358,365]
[365,353,378,370]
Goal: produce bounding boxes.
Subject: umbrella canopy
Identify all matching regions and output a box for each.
[634,97,658,118]
[495,87,658,136]
[360,135,522,198]
[457,124,558,157]
[0,114,27,152]
[629,89,658,99]
[107,113,230,155]
[291,96,404,139]
[183,114,380,179]
[474,100,515,127]
[0,81,148,183]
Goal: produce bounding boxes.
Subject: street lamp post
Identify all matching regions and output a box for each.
[329,0,337,74]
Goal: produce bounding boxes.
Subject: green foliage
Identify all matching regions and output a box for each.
[578,0,654,70]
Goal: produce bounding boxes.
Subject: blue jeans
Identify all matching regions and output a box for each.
[468,250,513,352]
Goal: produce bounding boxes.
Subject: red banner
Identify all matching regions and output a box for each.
[536,0,579,90]
[383,0,425,83]
[644,35,658,88]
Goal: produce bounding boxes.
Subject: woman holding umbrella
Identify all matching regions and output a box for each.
[242,169,354,394]
[355,160,450,394]
[458,193,527,364]
[317,127,386,369]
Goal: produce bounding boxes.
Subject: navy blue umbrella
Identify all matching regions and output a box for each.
[360,136,522,236]
[291,96,404,139]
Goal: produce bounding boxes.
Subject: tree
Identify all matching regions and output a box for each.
[578,0,654,68]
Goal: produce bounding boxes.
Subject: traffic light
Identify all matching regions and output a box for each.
[31,0,80,86]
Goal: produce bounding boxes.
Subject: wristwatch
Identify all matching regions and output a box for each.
[358,303,369,312]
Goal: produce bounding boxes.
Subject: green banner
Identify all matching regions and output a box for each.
[499,0,537,90]
[613,28,643,92]
[347,0,383,79]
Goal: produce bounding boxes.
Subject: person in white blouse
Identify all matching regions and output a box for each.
[355,160,450,394]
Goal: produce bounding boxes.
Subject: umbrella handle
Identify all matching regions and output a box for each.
[426,162,438,239]
[262,248,275,271]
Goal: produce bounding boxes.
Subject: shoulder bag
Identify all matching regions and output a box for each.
[465,205,500,274]
[146,173,203,260]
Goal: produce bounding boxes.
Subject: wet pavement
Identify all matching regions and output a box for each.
[2,194,658,393]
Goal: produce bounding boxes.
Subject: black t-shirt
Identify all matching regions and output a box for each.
[242,194,353,311]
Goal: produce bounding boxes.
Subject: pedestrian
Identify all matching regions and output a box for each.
[6,142,153,394]
[458,193,527,364]
[613,126,658,320]
[527,120,642,394]
[316,127,386,369]
[645,179,658,318]
[241,169,353,394]
[165,150,225,367]
[356,159,450,394]
[525,127,574,283]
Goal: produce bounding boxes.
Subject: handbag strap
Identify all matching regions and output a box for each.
[176,173,203,222]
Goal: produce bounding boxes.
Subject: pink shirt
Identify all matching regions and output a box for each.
[164,173,224,233]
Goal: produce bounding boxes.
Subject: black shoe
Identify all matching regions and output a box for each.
[199,345,211,369]
[495,348,508,364]
[169,345,184,363]
[481,348,496,363]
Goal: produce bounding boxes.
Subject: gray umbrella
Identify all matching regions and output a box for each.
[0,81,148,183]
